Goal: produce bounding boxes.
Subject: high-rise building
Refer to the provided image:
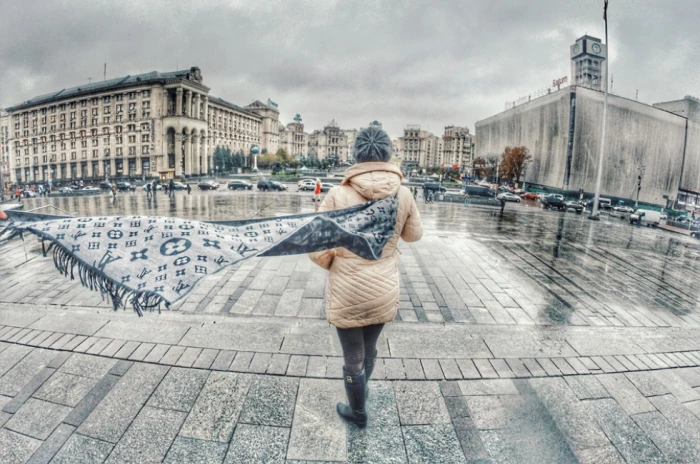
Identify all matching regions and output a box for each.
[570,35,607,90]
[308,120,354,164]
[442,126,473,169]
[399,126,439,169]
[0,112,10,191]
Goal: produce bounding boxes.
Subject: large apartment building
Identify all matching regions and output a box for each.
[442,125,473,168]
[3,66,279,185]
[399,126,440,168]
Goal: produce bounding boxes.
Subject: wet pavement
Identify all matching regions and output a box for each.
[1,188,700,463]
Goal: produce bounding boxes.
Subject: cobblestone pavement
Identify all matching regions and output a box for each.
[1,190,700,462]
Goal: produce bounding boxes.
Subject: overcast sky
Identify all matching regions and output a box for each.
[1,0,698,139]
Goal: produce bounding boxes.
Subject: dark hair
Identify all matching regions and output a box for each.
[354,126,392,163]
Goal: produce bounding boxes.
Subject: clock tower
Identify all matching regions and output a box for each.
[570,35,607,90]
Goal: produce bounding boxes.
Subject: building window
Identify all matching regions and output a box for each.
[92,149,98,158]
[116,104,123,113]
[103,117,110,124]
[81,150,87,159]
[104,148,110,157]
[128,124,136,132]
[142,90,151,97]
[128,135,136,144]
[142,111,150,119]
[116,136,123,144]
[142,146,149,154]
[129,146,136,155]
[103,96,111,103]
[116,94,123,101]
[81,100,87,107]
[142,101,150,109]
[128,92,137,100]
[104,106,111,114]
[116,147,122,156]
[92,139,98,147]
[116,115,123,122]
[141,134,150,142]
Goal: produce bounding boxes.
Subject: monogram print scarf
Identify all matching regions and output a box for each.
[1,196,398,315]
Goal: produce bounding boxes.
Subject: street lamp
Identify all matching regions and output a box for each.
[250,145,259,172]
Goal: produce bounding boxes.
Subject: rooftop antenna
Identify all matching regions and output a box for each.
[88,77,92,83]
[104,63,106,81]
[610,74,614,93]
[636,89,639,100]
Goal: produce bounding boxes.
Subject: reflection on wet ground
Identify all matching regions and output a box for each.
[13,191,700,328]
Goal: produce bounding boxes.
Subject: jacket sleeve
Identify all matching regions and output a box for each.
[401,192,423,243]
[308,189,337,270]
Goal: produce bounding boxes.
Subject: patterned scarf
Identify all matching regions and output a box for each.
[1,196,397,315]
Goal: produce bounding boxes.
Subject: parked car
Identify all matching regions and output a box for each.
[614,205,635,213]
[198,181,219,190]
[520,192,538,200]
[257,180,287,191]
[497,192,521,202]
[116,182,135,191]
[565,201,584,213]
[422,182,447,193]
[464,185,494,197]
[171,182,187,190]
[321,183,335,192]
[227,180,253,190]
[542,194,567,210]
[23,190,37,198]
[99,181,112,190]
[630,210,662,227]
[81,186,100,193]
[298,179,316,191]
[59,187,74,194]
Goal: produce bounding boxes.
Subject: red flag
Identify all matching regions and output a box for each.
[603,0,608,20]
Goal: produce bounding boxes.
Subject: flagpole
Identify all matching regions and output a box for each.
[590,0,609,220]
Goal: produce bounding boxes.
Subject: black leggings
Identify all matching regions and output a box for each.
[336,323,385,374]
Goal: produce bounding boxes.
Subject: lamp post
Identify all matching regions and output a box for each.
[590,0,610,220]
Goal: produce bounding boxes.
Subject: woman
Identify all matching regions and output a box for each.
[313,178,322,202]
[309,126,423,427]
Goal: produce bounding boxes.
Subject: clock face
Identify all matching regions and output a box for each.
[592,43,602,54]
[573,43,580,54]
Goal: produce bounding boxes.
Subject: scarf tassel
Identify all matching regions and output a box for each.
[47,240,169,316]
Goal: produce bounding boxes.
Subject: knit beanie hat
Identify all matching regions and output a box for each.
[354,126,392,163]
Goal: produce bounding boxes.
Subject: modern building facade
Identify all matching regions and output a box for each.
[3,67,277,185]
[398,126,440,169]
[476,87,700,207]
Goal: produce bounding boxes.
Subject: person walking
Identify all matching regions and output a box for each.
[309,126,423,427]
[422,184,429,203]
[145,183,151,198]
[16,187,22,203]
[187,183,191,195]
[111,182,118,201]
[313,178,322,203]
[169,179,175,198]
[152,179,158,195]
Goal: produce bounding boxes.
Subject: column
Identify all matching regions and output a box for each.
[194,136,201,175]
[185,90,192,117]
[175,133,183,177]
[175,88,183,116]
[186,135,195,176]
[202,96,208,122]
[203,136,209,174]
[194,94,201,120]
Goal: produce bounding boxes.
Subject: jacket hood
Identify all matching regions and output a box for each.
[341,162,403,200]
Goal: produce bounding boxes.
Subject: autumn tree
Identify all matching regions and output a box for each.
[473,156,499,181]
[499,146,532,184]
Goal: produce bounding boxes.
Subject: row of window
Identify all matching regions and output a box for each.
[15,90,152,118]
[14,113,152,137]
[15,124,151,146]
[18,145,151,165]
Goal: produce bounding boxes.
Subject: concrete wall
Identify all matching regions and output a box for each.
[571,87,686,205]
[475,90,571,188]
[681,119,700,193]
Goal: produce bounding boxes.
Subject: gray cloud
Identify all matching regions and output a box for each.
[1,0,698,138]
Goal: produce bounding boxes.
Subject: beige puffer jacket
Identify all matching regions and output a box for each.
[309,162,423,328]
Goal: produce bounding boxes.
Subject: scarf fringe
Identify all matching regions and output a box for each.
[47,241,169,316]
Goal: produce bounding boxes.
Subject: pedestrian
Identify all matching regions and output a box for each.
[111,182,118,200]
[145,183,151,198]
[187,183,191,195]
[152,179,158,195]
[169,179,175,197]
[422,184,429,203]
[500,196,506,215]
[309,126,423,427]
[16,187,21,203]
[464,192,471,207]
[412,186,417,200]
[314,178,322,203]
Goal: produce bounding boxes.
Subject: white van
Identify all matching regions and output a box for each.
[630,209,662,227]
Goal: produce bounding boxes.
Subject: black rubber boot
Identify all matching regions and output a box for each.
[364,351,377,398]
[336,368,368,428]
